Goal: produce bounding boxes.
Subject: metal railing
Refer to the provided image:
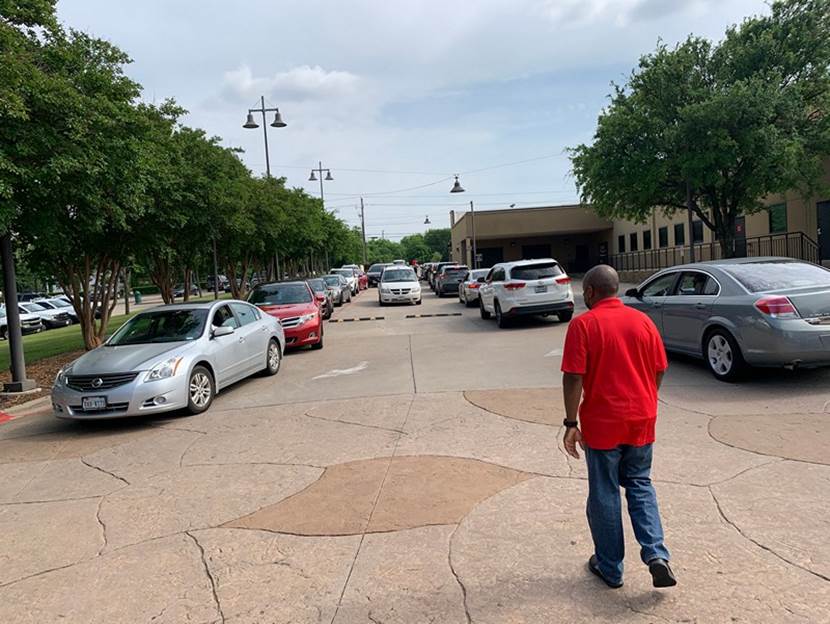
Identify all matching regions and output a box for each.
[610,231,819,273]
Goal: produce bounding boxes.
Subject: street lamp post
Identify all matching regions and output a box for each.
[243,95,287,178]
[309,163,335,270]
[450,175,478,269]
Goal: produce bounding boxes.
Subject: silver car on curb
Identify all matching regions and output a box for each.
[52,300,285,419]
[622,257,830,381]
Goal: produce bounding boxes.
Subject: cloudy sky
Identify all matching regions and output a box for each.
[58,0,765,240]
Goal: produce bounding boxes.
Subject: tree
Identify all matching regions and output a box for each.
[570,0,830,258]
[399,234,431,263]
[423,228,452,261]
[366,238,403,264]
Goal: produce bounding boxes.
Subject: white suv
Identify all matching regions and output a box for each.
[479,259,574,327]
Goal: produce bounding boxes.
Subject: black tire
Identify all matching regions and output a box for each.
[557,311,574,323]
[263,339,282,376]
[0,326,7,340]
[416,298,422,305]
[186,365,215,415]
[495,301,509,328]
[479,298,491,320]
[704,328,746,382]
[311,331,324,350]
[379,298,386,307]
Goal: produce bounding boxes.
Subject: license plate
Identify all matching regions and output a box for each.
[82,396,107,411]
[535,285,547,293]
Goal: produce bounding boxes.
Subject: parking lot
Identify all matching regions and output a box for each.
[2,282,829,623]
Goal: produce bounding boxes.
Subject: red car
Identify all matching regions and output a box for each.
[248,281,323,350]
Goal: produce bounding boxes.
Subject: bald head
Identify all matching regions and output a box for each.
[583,265,619,307]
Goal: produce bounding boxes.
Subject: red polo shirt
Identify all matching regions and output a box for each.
[561,297,667,450]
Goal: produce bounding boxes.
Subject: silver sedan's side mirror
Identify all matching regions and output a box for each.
[212,325,235,338]
[624,288,641,298]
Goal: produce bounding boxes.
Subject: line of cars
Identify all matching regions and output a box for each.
[0,295,78,338]
[50,265,373,421]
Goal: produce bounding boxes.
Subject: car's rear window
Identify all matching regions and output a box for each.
[248,283,312,305]
[721,262,830,293]
[368,264,386,272]
[443,267,468,275]
[510,262,564,281]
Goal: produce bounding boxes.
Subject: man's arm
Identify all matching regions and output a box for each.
[656,370,665,391]
[562,372,585,459]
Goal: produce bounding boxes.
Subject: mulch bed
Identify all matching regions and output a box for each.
[0,351,84,410]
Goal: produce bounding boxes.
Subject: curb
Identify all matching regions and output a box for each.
[0,394,51,424]
[329,317,386,323]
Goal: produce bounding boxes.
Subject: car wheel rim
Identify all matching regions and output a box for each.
[268,344,280,371]
[708,335,733,375]
[190,373,211,407]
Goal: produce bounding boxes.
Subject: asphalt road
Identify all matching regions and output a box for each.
[2,282,829,623]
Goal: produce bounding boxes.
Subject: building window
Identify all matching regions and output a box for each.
[768,203,787,234]
[643,230,652,250]
[629,232,639,251]
[692,220,704,243]
[674,223,685,246]
[618,235,625,253]
[658,226,669,248]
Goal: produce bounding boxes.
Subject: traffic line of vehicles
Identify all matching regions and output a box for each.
[50,264,371,420]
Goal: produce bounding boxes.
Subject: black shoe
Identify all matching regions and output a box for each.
[648,559,677,588]
[588,555,623,589]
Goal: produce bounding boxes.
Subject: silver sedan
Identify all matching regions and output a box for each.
[458,268,490,306]
[52,300,285,419]
[622,257,830,381]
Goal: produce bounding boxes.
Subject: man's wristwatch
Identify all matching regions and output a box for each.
[563,419,579,428]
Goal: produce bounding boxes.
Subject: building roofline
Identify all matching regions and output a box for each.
[451,203,595,227]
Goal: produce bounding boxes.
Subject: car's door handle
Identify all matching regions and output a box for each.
[238,336,245,343]
[653,303,662,309]
[695,303,707,309]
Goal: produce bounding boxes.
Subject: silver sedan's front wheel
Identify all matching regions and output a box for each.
[186,366,215,414]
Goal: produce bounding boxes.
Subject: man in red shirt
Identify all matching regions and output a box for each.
[561,265,676,589]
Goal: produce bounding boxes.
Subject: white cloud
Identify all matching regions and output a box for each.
[223,64,362,102]
[538,0,715,27]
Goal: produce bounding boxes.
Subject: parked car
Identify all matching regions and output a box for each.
[378,266,422,306]
[17,292,49,302]
[479,259,574,328]
[18,301,73,329]
[51,301,284,420]
[306,278,334,320]
[249,281,324,350]
[434,264,470,297]
[0,306,44,338]
[323,274,352,306]
[206,275,230,292]
[331,268,359,296]
[622,257,830,381]
[430,262,454,291]
[367,263,391,287]
[173,284,202,298]
[34,298,79,323]
[459,268,491,306]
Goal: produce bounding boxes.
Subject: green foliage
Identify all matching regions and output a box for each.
[399,234,431,263]
[366,238,403,264]
[423,228,451,260]
[570,0,830,257]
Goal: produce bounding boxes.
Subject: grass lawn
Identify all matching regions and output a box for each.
[0,312,136,371]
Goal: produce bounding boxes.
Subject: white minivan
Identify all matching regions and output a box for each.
[478,259,574,327]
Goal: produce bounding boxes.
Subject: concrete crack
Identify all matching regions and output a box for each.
[179,432,206,467]
[186,531,226,624]
[303,411,407,435]
[80,457,130,486]
[625,602,671,623]
[448,523,473,624]
[408,334,418,394]
[94,496,108,556]
[707,486,830,583]
[330,396,416,624]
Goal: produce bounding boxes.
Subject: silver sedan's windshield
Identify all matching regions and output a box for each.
[108,309,208,345]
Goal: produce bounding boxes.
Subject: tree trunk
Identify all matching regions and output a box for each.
[60,256,121,350]
[183,268,192,302]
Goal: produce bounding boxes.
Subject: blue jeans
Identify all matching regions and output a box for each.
[585,444,670,584]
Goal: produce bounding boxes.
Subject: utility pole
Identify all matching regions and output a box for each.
[1,234,35,392]
[360,197,368,266]
[686,181,696,263]
[469,200,478,269]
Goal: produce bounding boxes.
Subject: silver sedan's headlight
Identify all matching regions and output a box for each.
[380,286,391,293]
[54,365,72,387]
[145,357,183,382]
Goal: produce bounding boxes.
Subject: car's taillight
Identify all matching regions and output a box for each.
[754,296,799,319]
[555,276,572,285]
[469,283,481,289]
[504,282,526,290]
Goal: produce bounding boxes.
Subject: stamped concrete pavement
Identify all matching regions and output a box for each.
[2,282,829,623]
